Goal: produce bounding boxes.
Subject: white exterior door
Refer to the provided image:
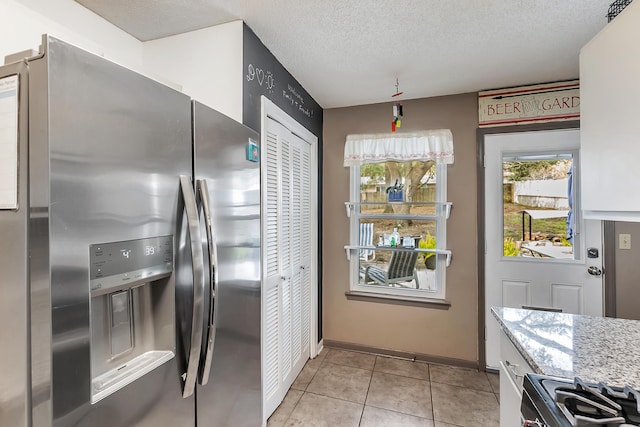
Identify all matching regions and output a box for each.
[262,115,313,419]
[484,129,604,369]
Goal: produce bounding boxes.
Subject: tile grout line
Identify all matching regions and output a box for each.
[303,390,368,406]
[302,357,324,391]
[364,402,436,422]
[292,349,498,426]
[429,379,496,394]
[271,350,328,426]
[368,357,436,423]
[357,356,377,426]
[277,388,304,427]
[308,349,376,426]
[428,364,437,424]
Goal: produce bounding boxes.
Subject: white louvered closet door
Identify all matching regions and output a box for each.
[285,133,311,389]
[299,140,312,363]
[279,127,293,393]
[263,123,281,416]
[263,117,313,420]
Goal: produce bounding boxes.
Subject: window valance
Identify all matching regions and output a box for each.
[343,129,454,167]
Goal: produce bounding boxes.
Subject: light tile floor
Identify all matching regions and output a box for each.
[268,348,500,427]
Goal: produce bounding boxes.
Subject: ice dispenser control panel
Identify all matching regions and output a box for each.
[90,236,173,295]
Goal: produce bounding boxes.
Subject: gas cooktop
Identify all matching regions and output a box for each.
[522,373,640,426]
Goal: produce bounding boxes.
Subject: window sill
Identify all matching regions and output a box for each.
[345,291,451,309]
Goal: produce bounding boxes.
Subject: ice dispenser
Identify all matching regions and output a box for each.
[89,236,175,403]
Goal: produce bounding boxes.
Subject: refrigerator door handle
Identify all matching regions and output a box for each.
[196,179,218,385]
[179,175,206,398]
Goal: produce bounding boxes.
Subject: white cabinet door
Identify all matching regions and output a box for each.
[499,361,523,427]
[580,1,640,220]
[499,330,532,427]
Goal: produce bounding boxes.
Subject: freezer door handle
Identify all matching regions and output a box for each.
[179,175,206,398]
[196,179,218,386]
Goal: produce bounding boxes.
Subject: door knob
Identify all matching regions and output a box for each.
[587,266,602,276]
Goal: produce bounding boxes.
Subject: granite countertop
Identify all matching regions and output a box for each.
[492,307,640,388]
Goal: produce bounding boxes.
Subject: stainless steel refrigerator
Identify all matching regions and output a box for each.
[0,35,261,427]
[191,101,261,427]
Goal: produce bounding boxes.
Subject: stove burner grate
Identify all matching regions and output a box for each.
[525,374,640,426]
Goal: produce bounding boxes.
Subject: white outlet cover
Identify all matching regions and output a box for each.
[620,233,632,250]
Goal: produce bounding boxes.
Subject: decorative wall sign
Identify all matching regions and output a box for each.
[478,80,580,127]
[242,24,323,137]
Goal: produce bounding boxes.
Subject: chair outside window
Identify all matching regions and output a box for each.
[359,222,375,262]
[364,250,420,288]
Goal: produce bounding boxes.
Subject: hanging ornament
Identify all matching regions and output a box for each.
[391,78,403,132]
[391,78,404,98]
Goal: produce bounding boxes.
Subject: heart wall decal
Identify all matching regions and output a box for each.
[256,68,264,86]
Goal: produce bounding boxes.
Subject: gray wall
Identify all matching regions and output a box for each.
[322,93,480,363]
[614,221,640,320]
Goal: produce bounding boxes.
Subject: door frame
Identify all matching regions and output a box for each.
[476,119,614,370]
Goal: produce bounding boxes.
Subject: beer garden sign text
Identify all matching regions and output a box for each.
[478,80,580,127]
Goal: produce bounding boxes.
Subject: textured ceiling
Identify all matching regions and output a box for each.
[74,0,615,108]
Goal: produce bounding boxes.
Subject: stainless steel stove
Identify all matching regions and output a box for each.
[522,373,640,426]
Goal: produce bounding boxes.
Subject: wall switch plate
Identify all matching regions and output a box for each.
[620,233,632,250]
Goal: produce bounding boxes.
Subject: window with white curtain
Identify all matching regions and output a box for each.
[344,130,454,300]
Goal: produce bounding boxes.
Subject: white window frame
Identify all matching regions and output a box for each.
[348,162,449,300]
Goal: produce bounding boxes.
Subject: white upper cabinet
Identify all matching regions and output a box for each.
[580,1,640,221]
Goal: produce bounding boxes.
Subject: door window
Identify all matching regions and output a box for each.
[501,152,579,261]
